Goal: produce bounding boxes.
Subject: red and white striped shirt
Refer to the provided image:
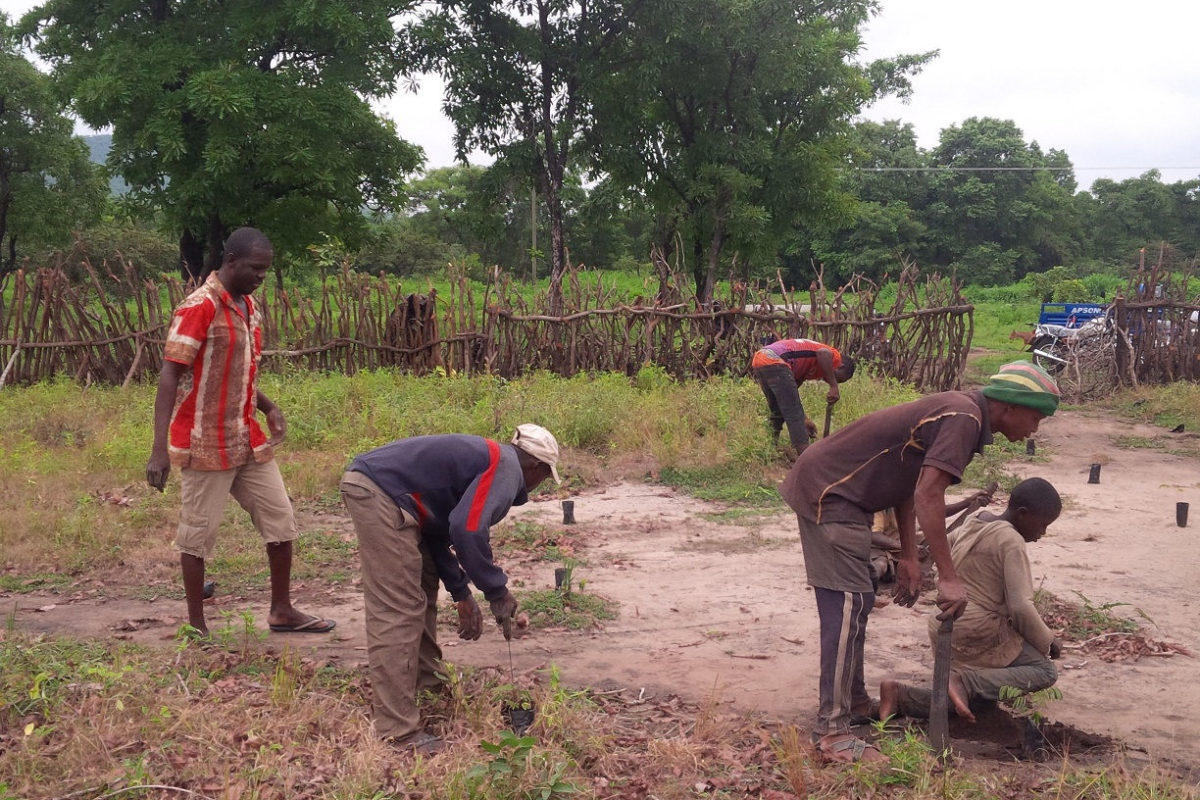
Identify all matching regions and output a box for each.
[163,273,272,470]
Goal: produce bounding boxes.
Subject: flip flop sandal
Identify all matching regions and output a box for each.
[818,735,885,765]
[268,616,337,633]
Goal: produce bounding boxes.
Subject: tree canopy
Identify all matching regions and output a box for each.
[1,14,104,274]
[796,117,1089,287]
[23,0,422,279]
[408,0,636,307]
[1080,171,1200,260]
[588,0,932,299]
[924,117,1080,284]
[6,1,1196,291]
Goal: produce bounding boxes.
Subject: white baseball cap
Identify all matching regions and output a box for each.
[511,423,562,484]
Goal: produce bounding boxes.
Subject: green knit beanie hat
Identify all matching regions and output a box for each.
[980,360,1061,416]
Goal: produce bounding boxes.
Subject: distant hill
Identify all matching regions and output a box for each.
[82,134,129,195]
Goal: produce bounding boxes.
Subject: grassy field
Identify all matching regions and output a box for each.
[0,369,920,584]
[4,319,1200,797]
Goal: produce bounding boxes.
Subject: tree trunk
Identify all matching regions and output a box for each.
[691,234,705,299]
[544,179,566,312]
[0,178,13,275]
[702,222,724,306]
[2,234,15,276]
[179,229,204,284]
[202,214,227,282]
[537,0,572,315]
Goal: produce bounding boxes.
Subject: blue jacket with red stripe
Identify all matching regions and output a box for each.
[346,434,528,601]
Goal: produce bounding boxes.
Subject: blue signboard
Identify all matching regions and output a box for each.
[1038,303,1107,328]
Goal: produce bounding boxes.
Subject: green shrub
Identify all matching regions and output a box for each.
[1051,278,1089,302]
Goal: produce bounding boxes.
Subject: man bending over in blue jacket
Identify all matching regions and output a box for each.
[340,424,561,755]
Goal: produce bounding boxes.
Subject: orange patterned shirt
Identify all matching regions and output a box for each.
[163,273,272,470]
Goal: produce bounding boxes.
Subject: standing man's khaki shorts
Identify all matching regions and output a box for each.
[176,459,298,558]
[796,515,874,593]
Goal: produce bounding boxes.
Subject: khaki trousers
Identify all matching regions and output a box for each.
[340,471,443,740]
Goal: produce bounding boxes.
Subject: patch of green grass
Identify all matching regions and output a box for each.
[495,519,549,549]
[963,350,1013,388]
[677,532,789,555]
[659,464,784,506]
[1052,768,1198,800]
[1099,385,1200,433]
[493,520,579,562]
[697,507,782,525]
[961,437,1026,494]
[1111,435,1159,450]
[0,572,74,593]
[207,541,272,594]
[2,366,929,574]
[291,529,358,583]
[967,297,1042,350]
[520,586,617,630]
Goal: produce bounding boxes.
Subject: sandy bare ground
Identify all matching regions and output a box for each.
[8,408,1199,775]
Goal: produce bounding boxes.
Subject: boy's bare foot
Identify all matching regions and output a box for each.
[878,679,900,721]
[949,672,975,722]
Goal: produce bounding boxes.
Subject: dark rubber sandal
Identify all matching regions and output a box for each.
[818,735,886,764]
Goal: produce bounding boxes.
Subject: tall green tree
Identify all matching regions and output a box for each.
[408,0,636,307]
[799,120,933,284]
[23,0,422,281]
[589,0,932,300]
[368,164,535,275]
[561,173,651,271]
[923,117,1080,284]
[0,15,104,274]
[1078,171,1200,262]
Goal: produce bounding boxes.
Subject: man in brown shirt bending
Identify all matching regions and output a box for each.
[778,361,1061,763]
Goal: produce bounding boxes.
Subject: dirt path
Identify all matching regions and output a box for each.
[9,409,1199,773]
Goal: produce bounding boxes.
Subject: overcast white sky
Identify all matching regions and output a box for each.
[857,0,1200,189]
[6,0,1197,191]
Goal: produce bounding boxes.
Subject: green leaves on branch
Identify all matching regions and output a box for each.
[0,14,106,273]
[23,0,423,273]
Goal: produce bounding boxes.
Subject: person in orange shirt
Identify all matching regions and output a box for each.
[146,227,334,638]
[751,338,855,454]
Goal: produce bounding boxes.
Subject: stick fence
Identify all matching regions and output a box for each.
[1,258,980,390]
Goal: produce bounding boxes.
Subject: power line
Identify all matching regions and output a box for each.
[848,166,1199,172]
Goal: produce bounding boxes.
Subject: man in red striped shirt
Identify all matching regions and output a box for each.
[340,424,561,754]
[751,338,856,454]
[146,227,334,638]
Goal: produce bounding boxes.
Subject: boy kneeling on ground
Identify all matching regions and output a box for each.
[878,477,1063,722]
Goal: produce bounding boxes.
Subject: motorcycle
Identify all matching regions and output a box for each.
[1029,314,1111,374]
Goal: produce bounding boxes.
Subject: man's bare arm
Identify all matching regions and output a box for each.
[892,495,921,606]
[914,466,967,620]
[257,390,287,444]
[815,348,840,404]
[146,361,186,491]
